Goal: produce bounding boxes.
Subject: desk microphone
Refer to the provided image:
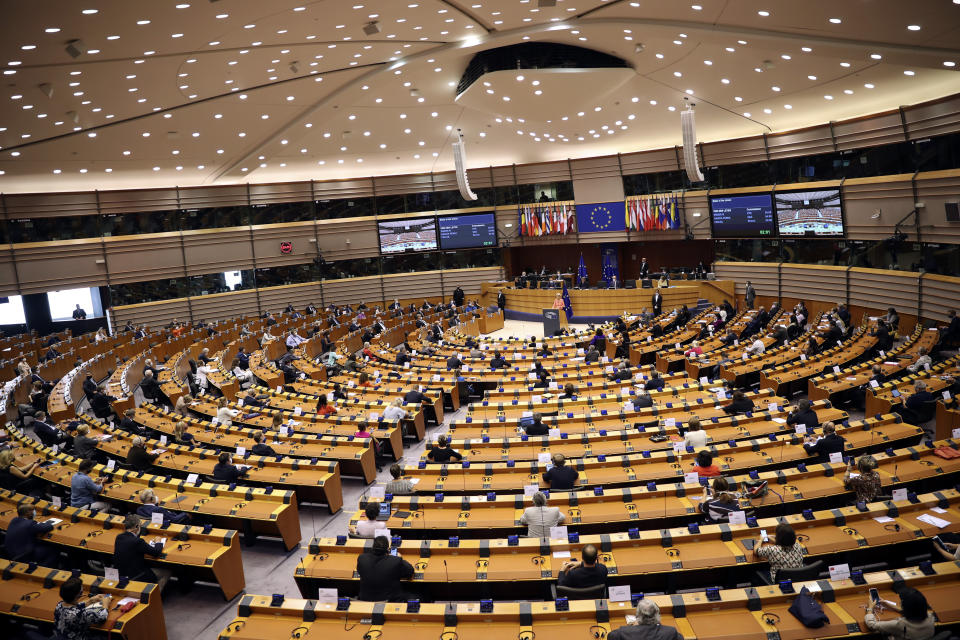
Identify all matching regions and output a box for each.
[443,558,450,584]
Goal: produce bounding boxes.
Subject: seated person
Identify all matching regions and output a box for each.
[385,464,415,495]
[113,514,169,591]
[520,491,564,537]
[786,398,820,431]
[118,408,146,435]
[426,435,463,463]
[722,391,755,415]
[609,600,683,640]
[754,522,805,582]
[682,416,708,449]
[489,351,507,369]
[250,431,276,456]
[54,577,111,639]
[905,379,936,414]
[70,459,110,510]
[560,383,577,400]
[844,454,882,503]
[139,370,163,402]
[4,503,57,564]
[557,544,608,589]
[542,453,579,490]
[136,488,190,525]
[690,451,721,477]
[72,424,101,461]
[906,347,932,373]
[356,535,414,602]
[212,452,248,483]
[632,391,653,409]
[864,586,935,640]
[645,371,665,391]
[802,421,845,462]
[172,421,194,445]
[584,345,600,364]
[125,436,159,472]
[608,360,632,382]
[32,411,70,449]
[382,399,408,421]
[315,394,337,416]
[521,412,549,436]
[403,387,427,405]
[699,477,741,523]
[352,501,388,538]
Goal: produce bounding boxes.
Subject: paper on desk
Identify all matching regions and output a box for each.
[931,507,948,514]
[116,597,138,608]
[549,526,568,540]
[772,418,786,424]
[409,478,420,485]
[43,518,63,526]
[609,585,631,602]
[917,514,951,528]
[873,516,895,523]
[316,588,338,604]
[552,550,572,559]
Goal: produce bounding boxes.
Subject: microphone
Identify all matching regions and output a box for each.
[443,558,450,584]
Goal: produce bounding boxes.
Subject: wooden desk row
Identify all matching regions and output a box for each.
[761,325,881,395]
[865,358,960,417]
[353,437,960,537]
[76,415,344,511]
[0,559,167,640]
[399,414,922,493]
[0,489,245,600]
[5,426,303,550]
[295,488,960,600]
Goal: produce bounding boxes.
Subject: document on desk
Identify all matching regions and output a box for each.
[917,514,951,528]
[552,550,572,559]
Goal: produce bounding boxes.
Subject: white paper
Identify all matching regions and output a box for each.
[609,585,631,602]
[523,484,539,496]
[795,425,807,435]
[159,435,168,445]
[663,418,676,428]
[151,512,164,525]
[917,514,951,529]
[368,486,385,499]
[293,406,302,416]
[104,567,120,582]
[828,563,851,581]
[316,588,338,604]
[870,380,880,388]
[672,442,684,453]
[891,488,908,502]
[953,428,960,439]
[772,418,786,424]
[944,391,952,400]
[236,447,246,457]
[675,343,681,350]
[548,429,561,438]
[538,453,552,464]
[52,496,61,509]
[187,473,199,484]
[409,478,420,485]
[700,377,709,385]
[728,511,746,525]
[833,366,841,375]
[800,354,807,361]
[684,471,700,484]
[552,550,572,558]
[522,411,533,418]
[549,526,569,540]
[106,459,116,471]
[873,516,895,523]
[932,507,948,514]
[532,395,541,403]
[276,385,283,393]
[768,403,778,412]
[237,398,244,407]
[828,452,844,464]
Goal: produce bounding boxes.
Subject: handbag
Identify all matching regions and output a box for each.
[788,586,830,628]
[933,446,960,460]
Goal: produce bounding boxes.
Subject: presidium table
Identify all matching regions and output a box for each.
[481,280,735,319]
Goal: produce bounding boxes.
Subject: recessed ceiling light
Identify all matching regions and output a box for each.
[808,75,817,80]
[801,47,812,52]
[176,3,190,8]
[870,53,882,60]
[703,60,712,65]
[904,70,915,76]
[757,10,769,16]
[840,62,851,67]
[781,54,791,60]
[136,20,150,25]
[824,95,833,100]
[784,104,792,109]
[45,27,61,33]
[721,78,730,84]
[763,108,772,114]
[829,17,841,24]
[673,71,682,77]
[844,89,854,94]
[216,13,228,18]
[691,4,702,9]
[21,45,36,50]
[743,112,751,117]
[81,9,98,14]
[907,24,921,31]
[771,86,781,91]
[864,83,875,88]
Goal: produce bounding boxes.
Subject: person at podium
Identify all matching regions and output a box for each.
[552,293,565,310]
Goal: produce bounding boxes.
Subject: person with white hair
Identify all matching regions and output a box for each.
[125,436,159,472]
[519,491,565,538]
[608,599,683,640]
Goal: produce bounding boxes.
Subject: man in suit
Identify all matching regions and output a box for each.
[453,286,465,307]
[744,281,756,309]
[490,351,507,369]
[497,290,506,312]
[113,514,168,590]
[905,380,936,415]
[446,353,463,370]
[542,453,579,490]
[639,258,649,279]
[652,289,663,316]
[722,391,755,415]
[787,399,820,431]
[822,321,843,346]
[802,422,845,462]
[4,504,57,565]
[632,391,653,409]
[522,412,549,436]
[32,412,70,449]
[139,370,162,404]
[356,535,415,602]
[557,544,607,589]
[72,304,87,320]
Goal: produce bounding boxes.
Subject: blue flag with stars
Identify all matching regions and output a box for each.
[561,282,573,321]
[576,201,627,233]
[577,254,588,284]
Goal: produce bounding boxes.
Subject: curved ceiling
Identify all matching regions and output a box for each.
[0,0,958,194]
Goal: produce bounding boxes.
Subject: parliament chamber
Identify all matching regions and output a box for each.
[3,2,960,640]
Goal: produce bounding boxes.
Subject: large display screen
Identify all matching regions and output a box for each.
[709,194,775,237]
[775,188,844,237]
[378,217,438,254]
[437,213,497,250]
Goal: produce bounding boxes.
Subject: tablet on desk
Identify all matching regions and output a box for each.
[392,511,411,519]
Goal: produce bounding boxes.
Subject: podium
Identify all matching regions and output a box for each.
[542,309,561,336]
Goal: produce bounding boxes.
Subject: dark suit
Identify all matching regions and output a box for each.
[251,443,276,457]
[723,397,755,415]
[113,531,162,582]
[4,517,55,563]
[803,433,846,462]
[652,293,662,316]
[786,408,819,431]
[356,551,414,602]
[213,462,246,483]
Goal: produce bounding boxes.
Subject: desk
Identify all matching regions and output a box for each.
[497,285,712,317]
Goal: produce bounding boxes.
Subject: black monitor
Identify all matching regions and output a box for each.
[378,217,437,254]
[437,212,497,250]
[709,194,775,238]
[775,188,844,237]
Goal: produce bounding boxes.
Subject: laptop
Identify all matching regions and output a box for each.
[376,503,392,521]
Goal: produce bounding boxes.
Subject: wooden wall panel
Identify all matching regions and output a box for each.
[109,298,191,331]
[248,181,313,206]
[312,178,374,199]
[441,267,502,298]
[371,173,434,197]
[0,248,19,296]
[103,233,186,283]
[178,184,249,209]
[320,275,382,307]
[514,160,571,184]
[921,275,959,323]
[491,165,517,187]
[904,94,960,140]
[780,265,847,307]
[683,191,711,240]
[181,227,255,276]
[315,217,379,261]
[701,136,767,167]
[3,191,99,218]
[841,174,915,242]
[251,221,319,269]
[915,170,960,245]
[382,271,443,304]
[189,289,260,325]
[833,111,905,151]
[14,241,108,293]
[766,125,834,159]
[713,262,779,300]
[97,188,180,214]
[849,268,920,318]
[570,156,622,181]
[257,282,323,315]
[619,147,678,175]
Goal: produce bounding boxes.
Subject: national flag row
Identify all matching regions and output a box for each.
[518,202,576,237]
[625,193,683,231]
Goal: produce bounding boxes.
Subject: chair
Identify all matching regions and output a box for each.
[755,560,824,586]
[641,279,653,288]
[551,582,607,600]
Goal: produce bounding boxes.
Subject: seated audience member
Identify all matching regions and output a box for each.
[522,412,549,436]
[743,337,765,358]
[557,544,608,589]
[906,347,932,373]
[250,431,276,456]
[542,453,579,490]
[352,502,388,538]
[682,416,708,449]
[905,379,936,415]
[174,394,194,418]
[801,421,845,461]
[125,436,159,472]
[212,452,248,483]
[608,360,632,382]
[382,398,407,421]
[608,600,683,640]
[699,477,741,523]
[315,394,337,416]
[173,421,194,445]
[54,576,111,639]
[786,398,819,431]
[560,383,577,400]
[117,408,145,436]
[113,514,170,591]
[385,464,415,495]
[489,351,507,369]
[89,385,117,421]
[520,491,565,537]
[426,435,463,463]
[722,390,755,415]
[864,586,935,640]
[72,424,101,461]
[139,370,163,403]
[584,344,600,364]
[4,503,57,564]
[356,535,414,602]
[32,411,70,449]
[690,451,721,477]
[754,522,805,582]
[136,488,190,525]
[70,458,110,510]
[845,454,882,503]
[632,391,653,409]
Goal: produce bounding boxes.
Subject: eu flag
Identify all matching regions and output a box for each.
[561,282,573,321]
[576,201,627,233]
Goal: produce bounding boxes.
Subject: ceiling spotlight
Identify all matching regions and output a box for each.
[634,42,645,53]
[65,39,87,58]
[38,82,54,98]
[66,110,79,123]
[363,21,380,35]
